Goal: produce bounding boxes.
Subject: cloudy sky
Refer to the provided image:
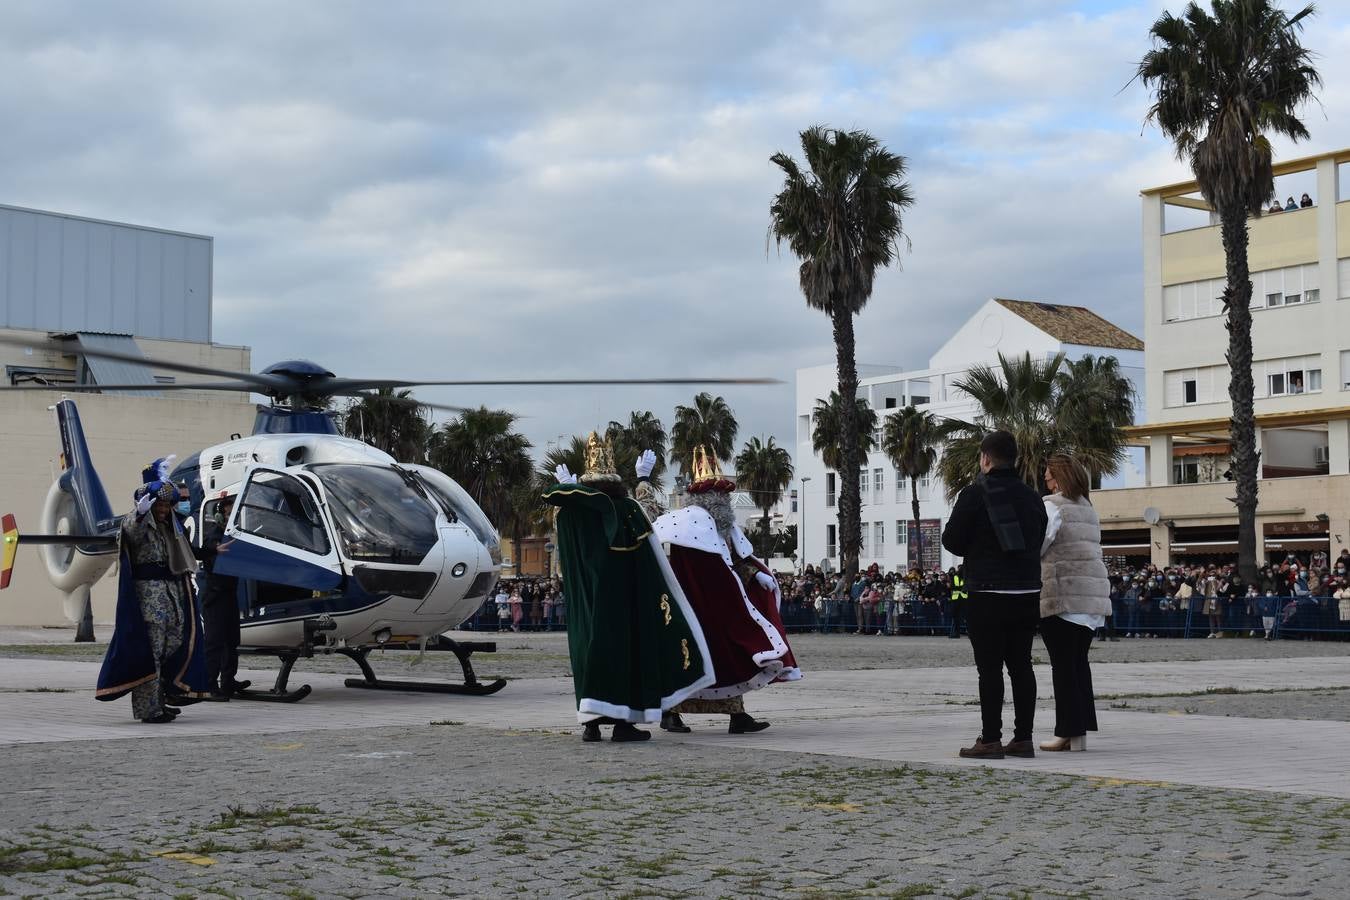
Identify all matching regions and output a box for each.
[5,1,1350,467]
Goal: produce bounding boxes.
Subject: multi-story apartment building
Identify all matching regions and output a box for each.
[1095,148,1350,565]
[796,298,1144,575]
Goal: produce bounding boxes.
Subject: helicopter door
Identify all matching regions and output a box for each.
[213,467,344,592]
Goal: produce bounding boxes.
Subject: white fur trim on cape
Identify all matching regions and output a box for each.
[576,532,716,723]
[653,506,754,567]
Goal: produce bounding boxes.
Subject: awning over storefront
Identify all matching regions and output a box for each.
[1172,541,1238,555]
[1263,538,1330,552]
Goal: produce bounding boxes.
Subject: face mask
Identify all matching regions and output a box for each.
[175,500,192,516]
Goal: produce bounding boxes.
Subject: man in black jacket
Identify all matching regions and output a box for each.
[941,431,1048,760]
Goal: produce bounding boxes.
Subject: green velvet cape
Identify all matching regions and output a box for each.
[544,481,714,723]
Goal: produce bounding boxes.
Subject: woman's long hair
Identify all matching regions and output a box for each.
[1046,453,1091,502]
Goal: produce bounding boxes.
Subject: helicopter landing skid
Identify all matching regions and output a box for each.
[337,641,507,696]
[232,651,314,703]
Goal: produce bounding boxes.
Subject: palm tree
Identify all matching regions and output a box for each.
[429,407,533,530]
[537,435,589,496]
[1137,0,1320,582]
[734,436,795,556]
[936,352,1136,499]
[670,393,738,479]
[811,392,877,471]
[606,411,668,491]
[770,126,914,583]
[883,406,941,572]
[342,388,431,462]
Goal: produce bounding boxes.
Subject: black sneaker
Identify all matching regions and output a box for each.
[582,722,602,743]
[225,680,252,694]
[141,712,176,724]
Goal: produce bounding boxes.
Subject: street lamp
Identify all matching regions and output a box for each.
[799,476,811,573]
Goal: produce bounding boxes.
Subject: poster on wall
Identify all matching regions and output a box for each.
[906,519,942,572]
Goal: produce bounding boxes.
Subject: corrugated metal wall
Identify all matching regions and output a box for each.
[0,204,212,342]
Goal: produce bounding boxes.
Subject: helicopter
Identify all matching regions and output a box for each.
[0,335,772,702]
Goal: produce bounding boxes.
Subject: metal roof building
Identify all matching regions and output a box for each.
[0,203,212,343]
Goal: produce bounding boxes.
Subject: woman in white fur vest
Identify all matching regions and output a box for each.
[1038,455,1112,752]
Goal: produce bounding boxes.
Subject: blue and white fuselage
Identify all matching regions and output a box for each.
[184,434,501,651]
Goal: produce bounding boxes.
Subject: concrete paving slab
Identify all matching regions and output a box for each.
[4,655,1349,800]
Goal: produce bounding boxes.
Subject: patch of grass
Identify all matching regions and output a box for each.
[0,846,133,874]
[208,804,321,831]
[623,851,684,879]
[248,836,305,852]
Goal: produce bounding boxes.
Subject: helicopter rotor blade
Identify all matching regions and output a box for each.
[0,380,269,394]
[337,391,473,415]
[0,334,290,392]
[321,376,782,392]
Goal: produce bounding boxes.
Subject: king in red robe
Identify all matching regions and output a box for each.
[647,446,800,734]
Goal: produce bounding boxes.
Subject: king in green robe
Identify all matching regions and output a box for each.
[544,477,714,735]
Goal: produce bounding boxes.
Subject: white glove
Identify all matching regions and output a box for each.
[554,464,577,484]
[754,571,777,592]
[135,482,160,516]
[635,449,656,479]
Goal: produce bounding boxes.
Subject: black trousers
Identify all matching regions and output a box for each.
[965,592,1039,744]
[1039,614,1099,738]
[202,583,241,690]
[948,598,965,636]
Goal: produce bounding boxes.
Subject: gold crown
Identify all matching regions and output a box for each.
[689,445,734,491]
[581,431,621,483]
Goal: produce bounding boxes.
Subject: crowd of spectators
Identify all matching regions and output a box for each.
[463,578,566,632]
[461,550,1350,639]
[776,564,965,636]
[1103,548,1350,640]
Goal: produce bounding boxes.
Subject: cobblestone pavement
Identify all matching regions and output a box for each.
[4,631,1350,897]
[3,724,1349,899]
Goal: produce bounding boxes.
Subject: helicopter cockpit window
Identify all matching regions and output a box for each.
[237,472,331,555]
[309,464,439,565]
[406,465,502,565]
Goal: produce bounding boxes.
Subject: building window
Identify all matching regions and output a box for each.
[873,468,884,504]
[874,521,884,549]
[918,474,931,496]
[859,468,869,505]
[1340,350,1350,390]
[1266,292,1283,308]
[1173,461,1200,484]
[1306,288,1320,303]
[896,520,908,547]
[860,524,869,557]
[1183,379,1198,404]
[826,524,837,558]
[884,397,897,409]
[895,475,906,501]
[1260,355,1322,397]
[825,472,836,507]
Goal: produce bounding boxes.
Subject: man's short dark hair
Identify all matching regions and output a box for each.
[979,430,1017,467]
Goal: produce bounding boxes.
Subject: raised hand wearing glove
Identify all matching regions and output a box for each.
[754,571,778,592]
[554,464,578,485]
[635,449,657,479]
[135,481,163,516]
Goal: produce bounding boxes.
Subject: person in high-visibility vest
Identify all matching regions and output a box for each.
[948,565,967,638]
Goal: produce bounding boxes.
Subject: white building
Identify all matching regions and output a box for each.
[1,203,256,626]
[795,298,1145,575]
